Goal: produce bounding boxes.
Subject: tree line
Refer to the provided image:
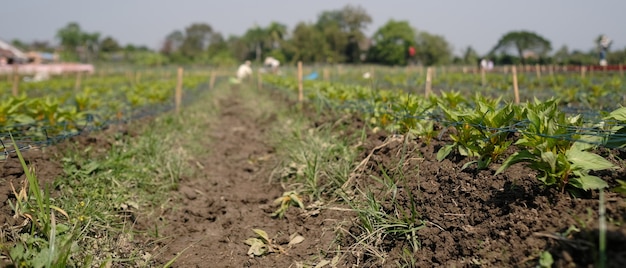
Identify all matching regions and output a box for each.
[9,5,626,67]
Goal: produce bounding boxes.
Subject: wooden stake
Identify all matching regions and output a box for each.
[175,67,183,114]
[12,65,19,96]
[209,71,216,90]
[535,64,541,79]
[74,71,82,92]
[425,67,432,98]
[512,66,520,104]
[620,64,624,77]
[323,68,329,81]
[257,71,263,90]
[298,61,303,104]
[581,66,586,79]
[481,67,486,87]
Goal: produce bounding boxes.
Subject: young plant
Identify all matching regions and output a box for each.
[497,99,615,192]
[437,95,515,170]
[271,191,305,218]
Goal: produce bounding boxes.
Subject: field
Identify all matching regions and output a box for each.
[1,65,626,267]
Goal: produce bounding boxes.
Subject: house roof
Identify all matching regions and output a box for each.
[0,39,28,60]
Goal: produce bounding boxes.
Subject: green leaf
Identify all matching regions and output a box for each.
[605,107,626,121]
[539,251,554,268]
[566,150,615,171]
[612,179,626,195]
[436,144,454,161]
[540,151,557,173]
[571,175,608,190]
[496,150,536,174]
[604,127,626,148]
[461,160,476,171]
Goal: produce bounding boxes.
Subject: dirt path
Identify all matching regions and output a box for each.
[152,87,338,267]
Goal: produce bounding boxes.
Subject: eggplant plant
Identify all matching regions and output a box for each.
[437,95,516,170]
[497,98,615,192]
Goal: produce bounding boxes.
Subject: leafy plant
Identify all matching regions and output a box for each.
[437,95,515,169]
[497,99,615,192]
[272,190,305,218]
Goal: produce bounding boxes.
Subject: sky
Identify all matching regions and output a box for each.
[2,0,624,56]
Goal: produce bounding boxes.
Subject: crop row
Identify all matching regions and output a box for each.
[265,74,626,195]
[0,72,208,147]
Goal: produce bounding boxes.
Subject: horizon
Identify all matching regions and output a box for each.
[2,1,624,56]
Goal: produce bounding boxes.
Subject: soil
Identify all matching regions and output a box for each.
[1,86,626,268]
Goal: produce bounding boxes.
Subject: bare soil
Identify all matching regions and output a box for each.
[1,86,626,267]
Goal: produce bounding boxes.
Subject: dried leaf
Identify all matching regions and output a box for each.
[252,229,270,242]
[288,235,305,246]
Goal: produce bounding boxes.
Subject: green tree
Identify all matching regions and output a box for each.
[368,20,416,65]
[414,31,452,66]
[462,46,480,66]
[288,22,329,63]
[56,22,100,62]
[100,36,121,53]
[160,30,184,55]
[552,45,570,65]
[490,30,552,64]
[180,23,214,59]
[315,4,372,63]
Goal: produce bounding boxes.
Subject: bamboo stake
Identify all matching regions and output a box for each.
[619,64,623,77]
[535,64,541,79]
[209,71,216,90]
[481,66,486,87]
[581,66,586,79]
[74,71,82,92]
[12,65,19,96]
[298,61,303,104]
[175,67,183,114]
[425,67,432,98]
[512,66,520,104]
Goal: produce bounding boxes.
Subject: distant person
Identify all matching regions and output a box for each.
[263,57,280,74]
[407,46,416,65]
[598,35,612,66]
[487,60,494,71]
[236,60,252,81]
[480,58,488,70]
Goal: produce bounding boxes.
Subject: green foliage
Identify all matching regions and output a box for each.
[368,20,416,66]
[414,31,453,66]
[490,30,552,64]
[497,99,615,191]
[437,95,515,170]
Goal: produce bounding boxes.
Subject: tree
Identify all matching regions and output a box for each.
[414,31,452,66]
[56,22,101,62]
[288,22,330,63]
[490,31,552,64]
[368,20,415,65]
[180,23,214,59]
[161,30,184,55]
[315,5,372,63]
[462,46,480,66]
[100,36,121,53]
[552,45,570,65]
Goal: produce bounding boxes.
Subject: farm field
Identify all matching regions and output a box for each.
[1,66,626,267]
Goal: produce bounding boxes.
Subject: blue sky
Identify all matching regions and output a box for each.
[2,0,624,55]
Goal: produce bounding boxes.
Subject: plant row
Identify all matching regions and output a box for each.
[265,75,626,194]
